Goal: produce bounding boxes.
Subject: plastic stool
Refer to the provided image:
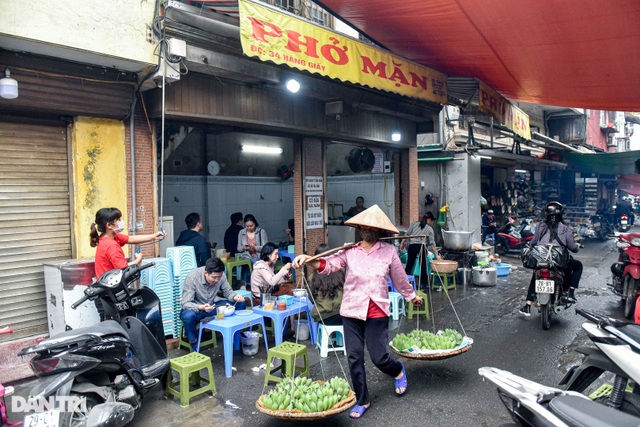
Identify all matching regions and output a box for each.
[235,289,254,309]
[388,292,405,320]
[264,342,310,385]
[431,272,456,291]
[406,290,429,319]
[166,352,216,408]
[316,324,346,358]
[178,322,217,352]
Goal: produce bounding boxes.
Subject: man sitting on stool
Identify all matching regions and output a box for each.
[180,257,247,349]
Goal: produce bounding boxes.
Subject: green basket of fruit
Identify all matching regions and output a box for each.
[389,328,473,360]
[256,376,356,420]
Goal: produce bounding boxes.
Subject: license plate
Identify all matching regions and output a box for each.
[622,220,628,225]
[24,410,60,427]
[593,222,600,227]
[535,280,555,294]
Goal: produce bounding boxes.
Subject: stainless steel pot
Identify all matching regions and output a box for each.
[442,230,474,250]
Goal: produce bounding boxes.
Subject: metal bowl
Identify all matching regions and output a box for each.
[442,230,474,251]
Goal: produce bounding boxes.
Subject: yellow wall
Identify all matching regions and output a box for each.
[72,117,128,258]
[0,0,157,67]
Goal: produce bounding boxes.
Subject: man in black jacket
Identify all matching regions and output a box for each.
[176,212,209,266]
[224,212,244,256]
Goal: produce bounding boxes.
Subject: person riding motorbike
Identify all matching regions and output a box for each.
[519,201,583,316]
[616,195,635,226]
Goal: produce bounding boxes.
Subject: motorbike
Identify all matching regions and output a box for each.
[559,309,640,417]
[522,244,573,330]
[590,212,614,241]
[616,214,631,233]
[18,263,170,427]
[495,218,535,256]
[609,232,640,318]
[480,366,640,427]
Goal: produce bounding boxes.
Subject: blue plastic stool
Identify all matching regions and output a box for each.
[388,291,405,320]
[316,324,346,358]
[235,289,254,309]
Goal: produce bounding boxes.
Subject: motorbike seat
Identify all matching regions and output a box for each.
[617,323,640,345]
[549,395,640,427]
[20,321,130,355]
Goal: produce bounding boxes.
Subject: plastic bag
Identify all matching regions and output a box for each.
[521,245,569,269]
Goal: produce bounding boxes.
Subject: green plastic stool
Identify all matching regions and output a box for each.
[264,342,310,385]
[166,352,217,408]
[178,322,217,352]
[407,290,429,319]
[431,272,456,291]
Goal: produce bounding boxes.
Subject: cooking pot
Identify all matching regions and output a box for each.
[442,230,474,251]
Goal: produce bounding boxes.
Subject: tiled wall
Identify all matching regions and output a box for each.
[161,174,395,249]
[326,174,396,223]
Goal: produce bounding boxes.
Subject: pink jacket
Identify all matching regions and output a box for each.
[250,259,290,298]
[319,241,415,320]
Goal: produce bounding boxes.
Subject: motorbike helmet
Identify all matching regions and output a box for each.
[545,201,564,217]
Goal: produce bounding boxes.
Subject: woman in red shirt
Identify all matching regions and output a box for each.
[90,207,166,278]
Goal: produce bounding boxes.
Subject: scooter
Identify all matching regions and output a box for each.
[616,214,631,233]
[495,218,535,256]
[560,309,640,416]
[609,232,640,318]
[522,244,573,330]
[480,366,640,426]
[591,212,614,241]
[18,263,170,427]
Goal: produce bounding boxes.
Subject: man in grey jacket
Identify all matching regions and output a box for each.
[180,257,247,347]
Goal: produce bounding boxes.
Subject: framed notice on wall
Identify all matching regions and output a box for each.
[307,196,321,210]
[305,176,323,196]
[305,209,324,229]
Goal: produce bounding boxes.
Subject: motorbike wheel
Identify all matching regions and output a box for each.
[59,393,102,427]
[495,236,509,256]
[540,304,552,330]
[594,392,640,417]
[623,276,638,319]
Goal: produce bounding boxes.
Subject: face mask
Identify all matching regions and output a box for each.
[114,220,125,234]
[360,229,377,243]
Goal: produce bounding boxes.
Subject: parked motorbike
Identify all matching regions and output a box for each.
[609,232,640,318]
[522,244,573,330]
[616,214,631,233]
[591,212,614,241]
[495,218,535,256]
[18,263,170,427]
[560,309,640,416]
[480,366,640,426]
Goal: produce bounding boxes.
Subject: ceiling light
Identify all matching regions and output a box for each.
[391,130,401,142]
[514,169,527,173]
[241,145,283,155]
[285,78,300,93]
[0,69,18,99]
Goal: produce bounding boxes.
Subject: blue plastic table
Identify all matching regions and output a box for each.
[196,312,268,378]
[253,300,315,346]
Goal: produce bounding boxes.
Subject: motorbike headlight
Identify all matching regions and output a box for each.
[632,238,640,247]
[618,242,630,250]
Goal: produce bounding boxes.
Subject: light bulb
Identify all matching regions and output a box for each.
[0,69,18,99]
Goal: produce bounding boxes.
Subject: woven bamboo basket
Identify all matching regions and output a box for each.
[430,260,459,274]
[391,342,472,360]
[256,387,356,420]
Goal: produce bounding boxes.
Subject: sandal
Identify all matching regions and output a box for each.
[349,404,370,419]
[395,364,407,395]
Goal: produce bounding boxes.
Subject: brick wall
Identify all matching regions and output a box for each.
[125,98,158,259]
[394,147,419,228]
[296,138,326,255]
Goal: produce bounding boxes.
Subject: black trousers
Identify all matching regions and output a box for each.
[342,316,403,406]
[526,258,583,301]
[405,244,429,286]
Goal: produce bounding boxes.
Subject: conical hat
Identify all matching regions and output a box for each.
[344,204,399,234]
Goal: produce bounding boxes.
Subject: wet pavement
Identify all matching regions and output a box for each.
[5,233,627,426]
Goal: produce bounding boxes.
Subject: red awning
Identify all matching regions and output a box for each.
[316,0,640,110]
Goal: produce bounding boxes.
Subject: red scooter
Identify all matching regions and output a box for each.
[495,218,535,256]
[610,232,640,318]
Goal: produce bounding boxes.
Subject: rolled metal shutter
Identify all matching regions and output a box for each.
[0,120,71,340]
